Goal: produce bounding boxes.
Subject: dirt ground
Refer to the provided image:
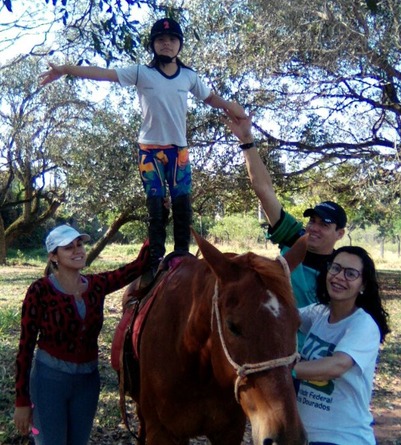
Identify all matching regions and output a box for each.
[88,406,401,445]
[374,404,401,445]
[371,271,401,445]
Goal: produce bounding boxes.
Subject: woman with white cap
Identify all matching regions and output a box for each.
[13,224,150,445]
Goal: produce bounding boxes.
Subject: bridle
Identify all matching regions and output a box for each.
[211,279,300,403]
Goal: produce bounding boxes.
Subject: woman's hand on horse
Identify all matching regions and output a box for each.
[137,239,151,266]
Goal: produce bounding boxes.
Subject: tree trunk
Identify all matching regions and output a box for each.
[0,215,7,265]
[5,199,63,245]
[85,210,136,266]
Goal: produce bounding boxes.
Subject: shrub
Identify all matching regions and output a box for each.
[207,214,264,249]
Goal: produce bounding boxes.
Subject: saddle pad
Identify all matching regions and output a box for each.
[111,254,190,371]
[111,307,136,371]
[132,254,191,358]
[132,292,157,359]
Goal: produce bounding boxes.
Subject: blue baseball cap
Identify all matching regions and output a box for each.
[303,201,347,229]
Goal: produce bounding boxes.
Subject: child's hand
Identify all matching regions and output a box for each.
[224,113,254,143]
[39,63,65,86]
[136,238,151,266]
[225,101,248,121]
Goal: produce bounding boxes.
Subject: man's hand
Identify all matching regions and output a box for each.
[224,101,248,122]
[224,113,254,144]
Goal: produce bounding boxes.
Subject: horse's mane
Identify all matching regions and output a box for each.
[231,252,294,306]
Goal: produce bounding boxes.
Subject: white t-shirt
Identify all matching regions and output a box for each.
[115,64,211,146]
[297,303,380,445]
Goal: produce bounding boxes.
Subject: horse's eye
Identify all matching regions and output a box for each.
[226,320,242,337]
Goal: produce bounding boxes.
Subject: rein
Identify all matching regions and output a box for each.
[211,281,300,403]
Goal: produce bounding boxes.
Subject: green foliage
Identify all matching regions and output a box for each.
[8,225,50,250]
[0,306,20,444]
[2,0,401,267]
[0,56,94,260]
[0,307,19,335]
[6,248,47,266]
[191,214,216,238]
[118,220,149,243]
[208,214,264,248]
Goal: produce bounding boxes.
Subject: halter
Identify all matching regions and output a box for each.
[211,280,300,403]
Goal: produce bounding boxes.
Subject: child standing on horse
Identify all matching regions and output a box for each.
[40,17,247,285]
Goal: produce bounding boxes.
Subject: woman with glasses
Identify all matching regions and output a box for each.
[292,245,390,445]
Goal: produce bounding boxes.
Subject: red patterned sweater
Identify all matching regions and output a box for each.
[15,244,148,407]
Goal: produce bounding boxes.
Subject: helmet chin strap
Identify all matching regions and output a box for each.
[156,54,175,64]
[154,46,181,64]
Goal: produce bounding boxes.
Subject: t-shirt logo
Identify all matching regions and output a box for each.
[303,377,334,395]
[302,332,335,395]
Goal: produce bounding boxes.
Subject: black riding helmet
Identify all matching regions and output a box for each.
[149,18,184,52]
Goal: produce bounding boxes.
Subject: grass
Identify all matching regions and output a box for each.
[0,240,400,444]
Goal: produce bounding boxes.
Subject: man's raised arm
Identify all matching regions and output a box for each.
[225,115,282,227]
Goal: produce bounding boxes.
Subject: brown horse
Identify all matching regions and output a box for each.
[124,231,307,445]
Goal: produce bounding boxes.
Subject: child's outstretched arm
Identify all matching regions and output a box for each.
[204,92,247,121]
[39,62,119,86]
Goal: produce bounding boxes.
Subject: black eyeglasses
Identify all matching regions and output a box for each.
[327,262,362,281]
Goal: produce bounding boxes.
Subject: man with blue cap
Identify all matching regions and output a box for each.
[225,115,347,349]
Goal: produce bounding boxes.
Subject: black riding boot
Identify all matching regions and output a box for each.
[146,196,168,276]
[172,194,192,253]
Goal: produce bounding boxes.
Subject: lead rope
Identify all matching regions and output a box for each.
[211,281,300,403]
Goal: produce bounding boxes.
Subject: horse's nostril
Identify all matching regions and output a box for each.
[263,440,273,445]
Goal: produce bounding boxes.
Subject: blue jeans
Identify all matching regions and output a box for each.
[30,359,100,445]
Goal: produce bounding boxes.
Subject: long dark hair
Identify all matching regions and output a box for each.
[317,245,390,343]
[147,55,193,70]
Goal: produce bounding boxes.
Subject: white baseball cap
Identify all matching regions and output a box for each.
[45,225,90,253]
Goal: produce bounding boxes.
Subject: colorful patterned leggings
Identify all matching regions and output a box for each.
[138,145,191,198]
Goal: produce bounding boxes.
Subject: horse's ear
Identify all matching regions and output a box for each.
[282,234,309,272]
[191,228,238,280]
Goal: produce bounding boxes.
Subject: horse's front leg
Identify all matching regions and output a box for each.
[145,425,190,445]
[207,424,245,445]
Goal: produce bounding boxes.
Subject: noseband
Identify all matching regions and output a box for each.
[211,281,300,403]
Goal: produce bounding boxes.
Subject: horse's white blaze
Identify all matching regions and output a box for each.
[263,290,281,317]
[248,409,280,445]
